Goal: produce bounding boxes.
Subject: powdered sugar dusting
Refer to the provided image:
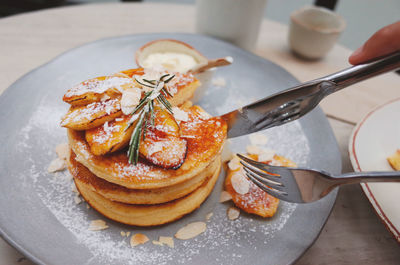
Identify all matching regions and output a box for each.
[15,100,303,265]
[92,121,121,144]
[65,77,132,97]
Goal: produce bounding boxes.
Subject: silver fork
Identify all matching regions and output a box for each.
[237,154,400,203]
[222,51,400,138]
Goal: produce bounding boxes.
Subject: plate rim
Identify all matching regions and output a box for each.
[0,32,341,265]
[348,97,400,243]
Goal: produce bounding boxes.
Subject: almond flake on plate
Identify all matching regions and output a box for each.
[71,182,79,194]
[159,236,174,248]
[175,222,207,240]
[249,133,268,146]
[219,191,232,203]
[212,77,226,87]
[227,155,241,171]
[74,195,82,205]
[130,233,149,247]
[258,149,276,162]
[120,231,126,237]
[231,170,250,195]
[55,143,69,160]
[88,220,109,231]
[227,207,240,220]
[152,240,163,246]
[205,212,213,221]
[47,158,66,173]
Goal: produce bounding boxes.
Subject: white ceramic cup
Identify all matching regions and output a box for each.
[289,6,346,59]
[196,0,268,51]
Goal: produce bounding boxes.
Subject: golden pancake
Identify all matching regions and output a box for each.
[68,106,227,189]
[74,159,221,226]
[67,150,220,204]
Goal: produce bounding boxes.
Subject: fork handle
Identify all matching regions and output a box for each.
[320,51,400,92]
[336,171,400,184]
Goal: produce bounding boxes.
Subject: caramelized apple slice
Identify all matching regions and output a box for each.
[140,135,187,169]
[63,75,136,106]
[118,68,145,78]
[61,98,122,130]
[225,154,281,218]
[85,115,134,156]
[139,109,187,169]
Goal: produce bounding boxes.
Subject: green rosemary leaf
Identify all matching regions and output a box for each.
[135,78,155,88]
[128,111,145,165]
[142,108,150,141]
[126,73,177,165]
[149,100,155,126]
[163,74,175,83]
[160,73,170,81]
[162,87,173,97]
[157,94,173,114]
[131,91,152,115]
[143,79,156,85]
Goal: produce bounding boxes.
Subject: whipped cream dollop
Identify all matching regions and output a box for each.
[142,52,198,73]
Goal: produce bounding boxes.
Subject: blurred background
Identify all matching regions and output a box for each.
[0,0,399,51]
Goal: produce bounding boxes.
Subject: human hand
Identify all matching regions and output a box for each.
[349,21,400,65]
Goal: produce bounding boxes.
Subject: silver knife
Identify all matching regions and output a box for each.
[221,51,400,138]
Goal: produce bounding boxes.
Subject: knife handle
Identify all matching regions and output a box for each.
[320,51,400,92]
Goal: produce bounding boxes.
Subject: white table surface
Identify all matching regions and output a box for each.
[0,3,399,264]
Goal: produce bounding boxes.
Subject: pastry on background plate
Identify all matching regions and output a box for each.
[387,149,400,170]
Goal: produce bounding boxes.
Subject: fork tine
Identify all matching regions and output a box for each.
[240,161,283,184]
[237,154,276,173]
[244,173,288,199]
[242,167,284,190]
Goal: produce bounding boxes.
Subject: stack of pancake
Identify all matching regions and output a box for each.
[62,68,227,226]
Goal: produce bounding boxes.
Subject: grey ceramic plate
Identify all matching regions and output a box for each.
[0,33,341,265]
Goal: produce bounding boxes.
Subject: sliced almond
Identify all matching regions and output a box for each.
[249,133,268,146]
[121,87,141,115]
[71,182,79,194]
[219,191,232,203]
[175,222,207,240]
[152,240,163,246]
[227,207,240,220]
[74,195,82,205]
[246,145,264,155]
[227,156,241,171]
[120,231,126,237]
[48,158,66,173]
[205,212,213,221]
[55,143,70,160]
[172,107,189,122]
[126,232,131,237]
[159,236,174,248]
[258,149,276,162]
[212,77,226,87]
[230,170,250,195]
[88,220,109,231]
[130,233,149,247]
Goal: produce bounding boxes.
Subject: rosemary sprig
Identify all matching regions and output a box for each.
[126,74,176,165]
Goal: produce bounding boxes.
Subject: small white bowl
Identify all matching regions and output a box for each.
[289,6,346,59]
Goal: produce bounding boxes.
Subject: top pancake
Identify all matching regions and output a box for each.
[68,106,227,189]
